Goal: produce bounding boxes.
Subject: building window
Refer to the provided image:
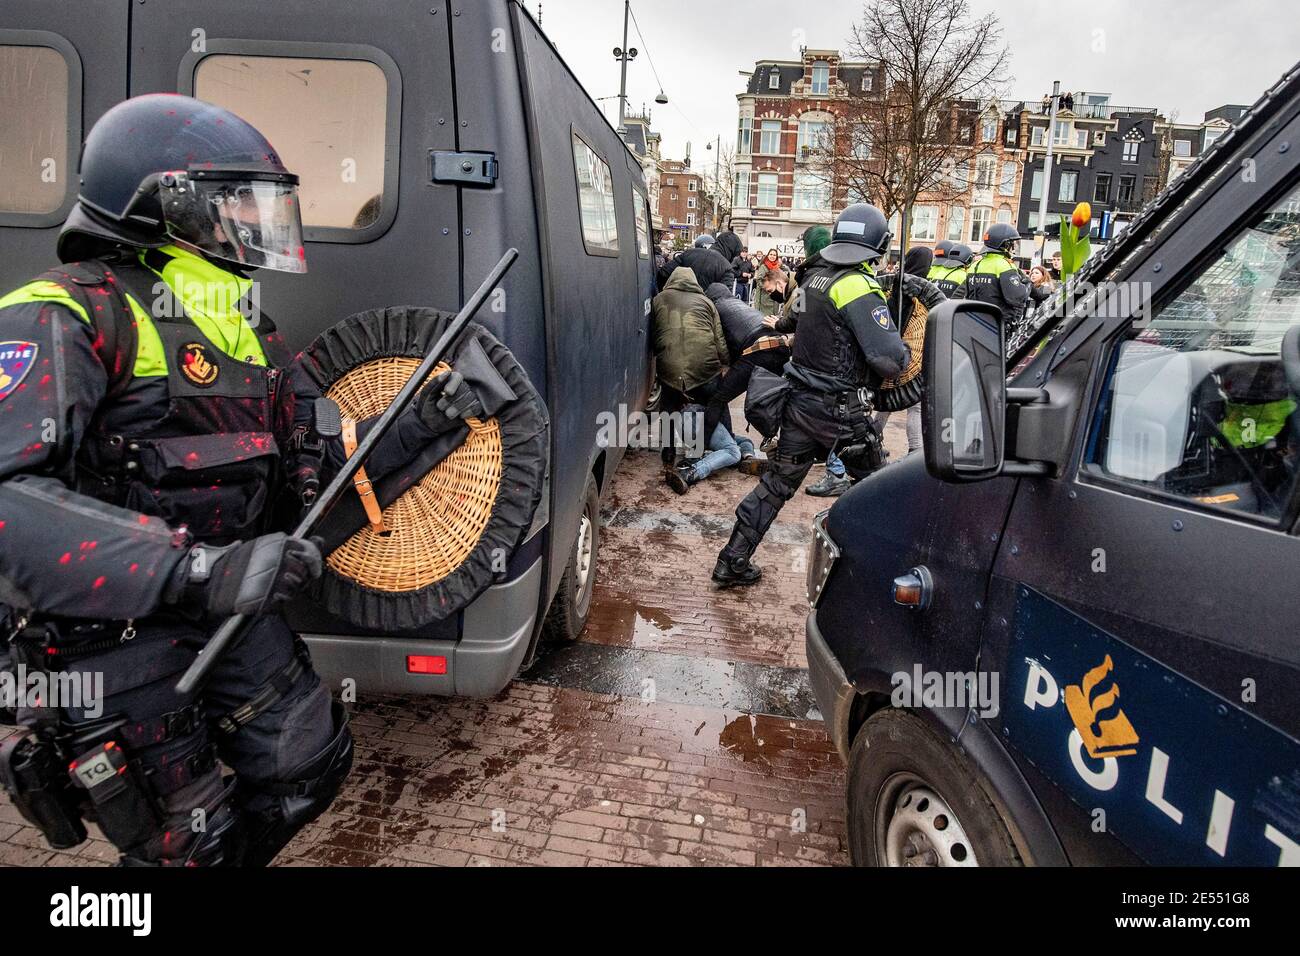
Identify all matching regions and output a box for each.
[633,187,650,259]
[757,172,778,207]
[975,155,997,189]
[733,169,750,207]
[996,205,1013,225]
[0,43,72,218]
[1093,172,1112,203]
[1094,130,1106,146]
[759,120,782,155]
[1174,139,1192,158]
[737,116,752,155]
[811,62,829,95]
[1073,128,1088,148]
[571,132,619,255]
[768,69,780,91]
[861,72,872,92]
[999,162,1016,196]
[793,173,829,210]
[1123,139,1140,163]
[969,206,991,244]
[980,116,997,142]
[665,177,675,186]
[950,161,970,190]
[195,53,391,232]
[959,126,971,141]
[1027,211,1040,230]
[670,192,677,200]
[797,119,828,154]
[1052,123,1070,146]
[1031,126,1046,147]
[688,180,697,192]
[1204,128,1224,147]
[1030,169,1044,200]
[910,204,938,240]
[1058,170,1078,202]
[687,196,696,209]
[1117,174,1136,205]
[946,206,966,241]
[1005,124,1017,146]
[851,125,872,159]
[687,213,695,226]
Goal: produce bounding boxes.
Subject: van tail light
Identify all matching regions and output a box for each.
[893,566,934,611]
[407,655,447,675]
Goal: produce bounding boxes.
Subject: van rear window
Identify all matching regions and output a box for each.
[632,187,650,259]
[0,44,69,216]
[572,133,619,255]
[195,54,388,230]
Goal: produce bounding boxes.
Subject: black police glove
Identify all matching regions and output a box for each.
[418,370,484,427]
[177,533,324,617]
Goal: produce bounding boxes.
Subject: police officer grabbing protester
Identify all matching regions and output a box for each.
[0,95,492,866]
[713,204,910,587]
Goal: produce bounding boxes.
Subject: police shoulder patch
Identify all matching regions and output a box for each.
[0,340,38,401]
[871,305,894,330]
[178,341,219,387]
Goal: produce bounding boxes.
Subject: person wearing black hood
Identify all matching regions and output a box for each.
[655,231,739,292]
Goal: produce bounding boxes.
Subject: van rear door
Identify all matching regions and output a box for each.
[0,0,130,290]
[127,0,461,351]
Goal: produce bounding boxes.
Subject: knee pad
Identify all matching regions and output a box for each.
[238,701,353,867]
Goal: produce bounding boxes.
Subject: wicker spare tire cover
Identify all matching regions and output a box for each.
[297,306,548,631]
[876,298,927,412]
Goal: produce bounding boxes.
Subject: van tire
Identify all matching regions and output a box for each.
[846,709,1021,867]
[543,475,600,642]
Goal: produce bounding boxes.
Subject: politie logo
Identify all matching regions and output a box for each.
[1063,654,1140,759]
[178,341,219,387]
[0,340,38,401]
[872,305,893,330]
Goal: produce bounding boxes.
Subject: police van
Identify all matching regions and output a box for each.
[806,62,1300,865]
[0,0,655,697]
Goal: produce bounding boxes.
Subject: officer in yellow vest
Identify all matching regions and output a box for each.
[927,240,973,297]
[713,204,909,586]
[966,223,1030,325]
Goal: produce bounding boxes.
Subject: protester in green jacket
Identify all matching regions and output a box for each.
[651,267,731,472]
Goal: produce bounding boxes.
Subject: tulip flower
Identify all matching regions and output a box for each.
[1071,201,1092,229]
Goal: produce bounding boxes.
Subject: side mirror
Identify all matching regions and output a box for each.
[922,300,1006,482]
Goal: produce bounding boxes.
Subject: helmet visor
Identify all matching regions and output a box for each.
[159,170,307,273]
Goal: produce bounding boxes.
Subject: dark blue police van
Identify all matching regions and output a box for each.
[0,0,656,697]
[807,62,1300,866]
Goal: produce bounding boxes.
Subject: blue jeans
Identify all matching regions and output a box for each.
[688,423,742,480]
[825,450,845,477]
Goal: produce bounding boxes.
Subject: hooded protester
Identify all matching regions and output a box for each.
[655,233,737,292]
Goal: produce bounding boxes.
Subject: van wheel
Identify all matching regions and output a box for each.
[543,475,600,642]
[846,710,1021,867]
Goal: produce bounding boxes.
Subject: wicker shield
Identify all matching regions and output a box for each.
[876,298,928,412]
[296,306,548,631]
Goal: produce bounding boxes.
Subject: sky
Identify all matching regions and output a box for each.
[526,0,1299,162]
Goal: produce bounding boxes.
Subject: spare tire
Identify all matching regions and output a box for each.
[295,306,548,631]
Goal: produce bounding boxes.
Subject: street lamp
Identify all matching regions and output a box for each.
[705,135,722,231]
[1036,80,1062,265]
[613,1,638,133]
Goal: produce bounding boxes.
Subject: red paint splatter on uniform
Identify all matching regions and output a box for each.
[138,514,150,525]
[58,553,71,564]
[92,576,106,589]
[128,563,138,574]
[38,374,51,386]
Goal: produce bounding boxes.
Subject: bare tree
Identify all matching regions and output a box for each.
[814,0,1007,253]
[704,144,736,231]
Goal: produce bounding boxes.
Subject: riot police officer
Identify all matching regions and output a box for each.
[927,241,973,297]
[712,204,910,586]
[0,95,480,865]
[964,223,1030,325]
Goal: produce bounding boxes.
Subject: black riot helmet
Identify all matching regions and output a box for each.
[58,94,307,273]
[933,238,956,260]
[981,222,1020,255]
[947,242,975,266]
[820,202,891,266]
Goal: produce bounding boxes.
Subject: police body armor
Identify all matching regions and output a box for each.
[965,252,1026,325]
[927,262,967,298]
[44,255,294,546]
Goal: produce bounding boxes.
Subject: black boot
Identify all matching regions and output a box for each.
[712,528,762,588]
[666,462,697,495]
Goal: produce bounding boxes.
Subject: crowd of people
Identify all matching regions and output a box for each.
[648,207,1058,585]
